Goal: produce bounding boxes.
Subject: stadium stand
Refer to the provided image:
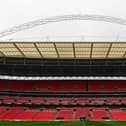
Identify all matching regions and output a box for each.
[0,78,125,121]
[0,78,126,121]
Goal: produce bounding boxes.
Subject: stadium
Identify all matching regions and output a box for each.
[1,1,126,126]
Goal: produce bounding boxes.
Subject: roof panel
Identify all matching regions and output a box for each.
[3,52,22,56]
[0,43,15,47]
[57,47,73,52]
[92,52,107,55]
[41,52,57,55]
[59,55,74,58]
[59,52,73,55]
[76,54,90,56]
[112,43,126,48]
[75,43,91,48]
[19,47,37,51]
[110,47,126,52]
[75,48,91,51]
[0,42,125,59]
[0,48,18,52]
[38,47,56,52]
[75,52,90,54]
[36,43,54,47]
[93,43,110,48]
[16,43,35,47]
[93,48,109,52]
[56,43,73,47]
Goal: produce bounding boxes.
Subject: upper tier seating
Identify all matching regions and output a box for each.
[88,80,126,92]
[0,80,86,92]
[0,80,126,92]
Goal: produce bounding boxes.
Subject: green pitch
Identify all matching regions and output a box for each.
[0,121,126,126]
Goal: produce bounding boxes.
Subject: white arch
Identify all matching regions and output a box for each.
[0,14,126,38]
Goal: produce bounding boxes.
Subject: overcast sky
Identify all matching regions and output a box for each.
[0,0,126,41]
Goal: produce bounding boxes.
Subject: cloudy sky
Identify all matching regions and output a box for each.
[0,0,126,41]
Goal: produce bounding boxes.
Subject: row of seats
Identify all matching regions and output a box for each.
[110,111,126,119]
[89,81,126,92]
[0,105,125,121]
[0,80,86,92]
[0,96,126,105]
[0,80,126,92]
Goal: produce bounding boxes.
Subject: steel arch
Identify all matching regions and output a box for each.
[0,14,126,38]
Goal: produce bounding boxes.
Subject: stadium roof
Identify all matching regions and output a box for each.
[0,0,126,79]
[0,42,126,59]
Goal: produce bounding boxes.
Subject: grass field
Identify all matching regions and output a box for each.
[0,121,126,126]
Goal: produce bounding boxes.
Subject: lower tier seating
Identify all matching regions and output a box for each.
[58,111,73,119]
[76,110,89,119]
[110,111,126,119]
[34,111,56,120]
[93,110,108,119]
[0,105,125,121]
